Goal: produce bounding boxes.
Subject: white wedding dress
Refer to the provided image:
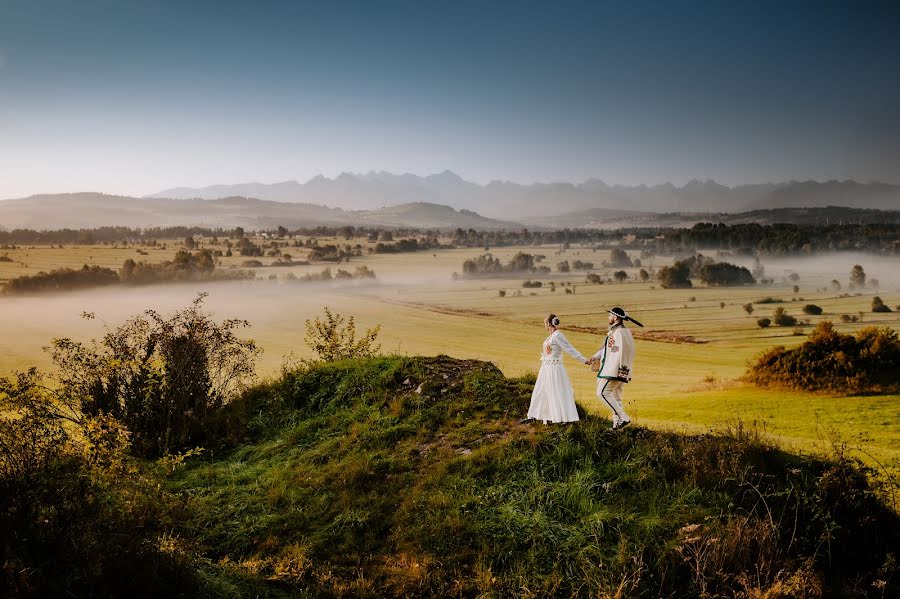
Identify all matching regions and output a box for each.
[527,329,586,423]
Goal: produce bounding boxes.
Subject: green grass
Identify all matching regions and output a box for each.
[164,356,900,597]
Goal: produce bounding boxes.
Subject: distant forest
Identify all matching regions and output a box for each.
[0,222,897,255]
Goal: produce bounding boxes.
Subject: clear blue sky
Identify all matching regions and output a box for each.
[1,0,898,198]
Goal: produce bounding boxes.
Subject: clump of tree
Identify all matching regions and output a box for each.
[3,264,119,294]
[585,273,604,284]
[698,262,755,286]
[462,253,550,277]
[522,280,543,288]
[571,260,594,270]
[849,264,866,289]
[372,237,443,254]
[757,318,771,328]
[604,248,633,267]
[657,261,692,288]
[746,321,900,393]
[120,249,250,285]
[303,307,381,363]
[802,304,823,315]
[308,244,352,262]
[872,296,892,313]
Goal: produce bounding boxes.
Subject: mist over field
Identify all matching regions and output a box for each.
[734,252,900,290]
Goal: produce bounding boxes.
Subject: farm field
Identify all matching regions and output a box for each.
[2,240,898,470]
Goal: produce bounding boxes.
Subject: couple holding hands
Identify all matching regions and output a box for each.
[524,307,643,430]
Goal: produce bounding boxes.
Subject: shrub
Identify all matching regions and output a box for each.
[522,280,542,288]
[0,382,199,595]
[757,318,771,328]
[746,321,900,393]
[18,294,260,457]
[304,307,381,363]
[872,296,892,313]
[743,303,754,315]
[802,304,823,315]
[757,296,783,304]
[772,307,798,327]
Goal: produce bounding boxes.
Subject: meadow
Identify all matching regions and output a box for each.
[2,237,898,471]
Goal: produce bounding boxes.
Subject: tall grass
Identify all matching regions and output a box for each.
[166,356,900,597]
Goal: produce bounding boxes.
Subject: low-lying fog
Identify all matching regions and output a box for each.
[725,252,900,289]
[1,251,896,378]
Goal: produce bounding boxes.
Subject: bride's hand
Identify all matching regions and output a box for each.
[545,344,553,355]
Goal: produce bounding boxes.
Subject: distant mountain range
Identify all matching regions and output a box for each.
[0,193,520,231]
[147,172,900,218]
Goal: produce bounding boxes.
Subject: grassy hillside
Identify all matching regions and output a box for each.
[159,356,899,598]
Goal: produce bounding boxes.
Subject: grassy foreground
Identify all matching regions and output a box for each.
[150,355,899,598]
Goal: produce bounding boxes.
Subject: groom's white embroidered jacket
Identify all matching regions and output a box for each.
[591,325,635,382]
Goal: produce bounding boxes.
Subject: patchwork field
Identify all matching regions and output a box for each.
[2,239,898,470]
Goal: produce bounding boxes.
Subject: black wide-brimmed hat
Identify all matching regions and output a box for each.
[608,307,644,327]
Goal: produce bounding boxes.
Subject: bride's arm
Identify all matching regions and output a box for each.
[554,331,587,362]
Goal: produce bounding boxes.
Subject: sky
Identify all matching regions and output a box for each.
[1,0,899,199]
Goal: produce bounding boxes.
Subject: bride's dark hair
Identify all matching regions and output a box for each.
[545,313,560,327]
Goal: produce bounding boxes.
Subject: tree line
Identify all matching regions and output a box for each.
[1,221,897,255]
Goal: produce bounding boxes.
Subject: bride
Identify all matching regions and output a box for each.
[524,313,588,424]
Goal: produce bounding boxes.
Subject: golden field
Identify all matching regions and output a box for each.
[1,238,898,469]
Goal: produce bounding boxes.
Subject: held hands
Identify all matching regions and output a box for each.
[545,344,553,355]
[585,357,595,365]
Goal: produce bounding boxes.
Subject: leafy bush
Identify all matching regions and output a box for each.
[802,304,823,315]
[757,296,783,304]
[772,307,798,326]
[304,307,381,363]
[757,318,771,328]
[0,381,196,596]
[7,294,259,457]
[746,321,900,393]
[872,296,892,313]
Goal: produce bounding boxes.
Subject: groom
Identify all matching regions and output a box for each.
[588,307,642,430]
